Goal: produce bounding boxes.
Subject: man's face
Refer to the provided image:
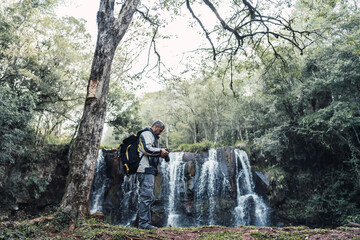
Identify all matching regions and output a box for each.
[153,125,164,136]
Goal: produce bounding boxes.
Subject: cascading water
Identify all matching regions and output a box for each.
[118,174,139,226]
[233,149,269,226]
[89,150,109,214]
[195,148,231,226]
[197,149,219,225]
[160,152,186,226]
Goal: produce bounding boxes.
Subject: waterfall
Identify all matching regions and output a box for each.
[161,152,186,226]
[194,148,231,226]
[233,149,269,226]
[118,174,139,226]
[161,149,230,227]
[89,150,109,214]
[197,148,219,225]
[95,148,271,227]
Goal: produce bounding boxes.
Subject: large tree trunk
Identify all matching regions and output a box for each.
[60,0,139,219]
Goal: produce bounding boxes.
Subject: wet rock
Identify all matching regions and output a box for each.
[255,171,269,186]
[0,146,69,220]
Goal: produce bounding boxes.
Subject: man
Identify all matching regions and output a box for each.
[137,120,169,229]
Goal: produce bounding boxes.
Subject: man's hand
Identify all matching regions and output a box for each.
[160,149,169,158]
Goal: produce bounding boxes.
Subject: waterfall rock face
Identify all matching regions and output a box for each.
[0,147,69,220]
[93,147,271,227]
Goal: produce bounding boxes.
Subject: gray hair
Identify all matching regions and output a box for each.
[151,120,165,129]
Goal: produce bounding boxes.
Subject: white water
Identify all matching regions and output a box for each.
[119,174,139,226]
[162,152,186,226]
[197,148,220,225]
[234,149,269,226]
[90,150,108,214]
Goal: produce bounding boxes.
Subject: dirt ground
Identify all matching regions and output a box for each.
[154,226,360,240]
[2,218,360,239]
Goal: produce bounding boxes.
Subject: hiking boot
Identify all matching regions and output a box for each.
[140,224,158,230]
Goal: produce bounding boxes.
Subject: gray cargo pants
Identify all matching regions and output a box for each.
[137,173,155,228]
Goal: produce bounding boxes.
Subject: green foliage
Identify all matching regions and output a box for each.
[0,142,68,220]
[235,0,360,227]
[279,168,360,227]
[25,174,50,199]
[199,230,243,239]
[140,77,249,148]
[253,124,290,163]
[52,210,73,232]
[106,81,142,142]
[176,140,214,152]
[346,214,360,224]
[100,144,119,149]
[1,0,92,145]
[0,86,37,165]
[0,221,43,239]
[250,228,330,240]
[266,167,286,202]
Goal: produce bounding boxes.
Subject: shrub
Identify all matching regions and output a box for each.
[176,140,214,152]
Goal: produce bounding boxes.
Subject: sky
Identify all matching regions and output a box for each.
[55,0,212,93]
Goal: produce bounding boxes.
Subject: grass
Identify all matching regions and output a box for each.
[1,217,359,240]
[199,230,243,239]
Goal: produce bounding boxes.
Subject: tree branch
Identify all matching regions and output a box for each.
[186,0,217,60]
[115,0,140,44]
[186,0,315,63]
[135,6,172,80]
[202,0,243,55]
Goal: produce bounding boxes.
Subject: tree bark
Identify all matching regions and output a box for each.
[60,0,140,219]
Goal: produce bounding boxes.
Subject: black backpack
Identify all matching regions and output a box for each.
[118,128,149,175]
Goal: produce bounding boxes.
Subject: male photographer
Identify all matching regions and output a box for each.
[137,120,169,229]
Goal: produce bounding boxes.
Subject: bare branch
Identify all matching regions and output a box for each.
[136,25,161,76]
[186,0,217,60]
[134,5,167,79]
[185,0,316,64]
[229,54,237,97]
[136,7,159,27]
[202,0,243,55]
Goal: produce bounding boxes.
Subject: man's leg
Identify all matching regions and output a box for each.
[137,173,155,229]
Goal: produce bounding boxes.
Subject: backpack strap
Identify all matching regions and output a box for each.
[137,128,150,159]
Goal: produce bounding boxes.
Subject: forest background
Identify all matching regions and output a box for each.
[0,0,359,228]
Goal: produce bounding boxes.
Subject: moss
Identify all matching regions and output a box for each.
[1,219,357,240]
[52,210,73,232]
[100,144,118,149]
[199,230,243,239]
[250,228,331,240]
[175,140,214,152]
[109,226,160,240]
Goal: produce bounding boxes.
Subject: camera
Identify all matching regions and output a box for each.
[164,148,171,162]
